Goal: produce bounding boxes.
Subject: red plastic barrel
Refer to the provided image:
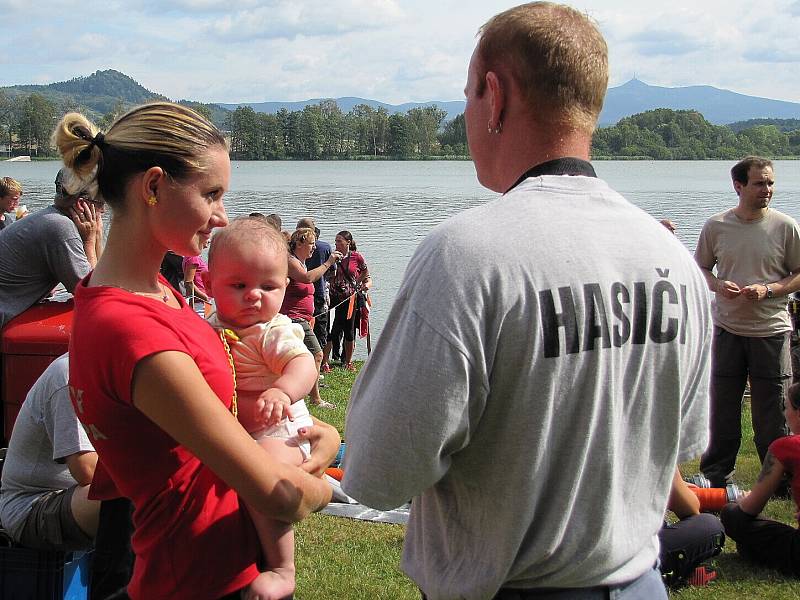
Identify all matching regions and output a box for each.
[0,301,73,444]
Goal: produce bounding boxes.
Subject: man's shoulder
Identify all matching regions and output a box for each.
[701,209,733,226]
[25,207,76,235]
[316,239,332,251]
[768,208,800,228]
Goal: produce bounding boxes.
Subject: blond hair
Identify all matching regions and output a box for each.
[208,216,288,271]
[477,2,608,134]
[51,102,227,207]
[0,177,22,198]
[289,227,316,253]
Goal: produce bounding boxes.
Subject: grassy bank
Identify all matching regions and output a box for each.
[301,365,800,599]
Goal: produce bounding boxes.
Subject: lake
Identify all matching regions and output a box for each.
[4,160,800,358]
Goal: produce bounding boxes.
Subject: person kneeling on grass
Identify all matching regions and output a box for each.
[721,382,800,577]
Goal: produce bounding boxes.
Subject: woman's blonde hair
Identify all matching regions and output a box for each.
[51,102,227,207]
[289,227,316,253]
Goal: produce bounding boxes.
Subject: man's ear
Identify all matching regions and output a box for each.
[733,180,743,197]
[201,271,213,297]
[485,70,505,127]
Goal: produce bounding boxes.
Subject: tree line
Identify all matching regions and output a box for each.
[3,90,800,161]
[225,101,466,159]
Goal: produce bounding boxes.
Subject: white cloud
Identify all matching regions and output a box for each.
[2,1,800,105]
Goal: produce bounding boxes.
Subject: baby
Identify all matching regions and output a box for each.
[204,216,319,599]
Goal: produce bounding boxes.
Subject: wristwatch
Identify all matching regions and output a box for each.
[765,285,774,299]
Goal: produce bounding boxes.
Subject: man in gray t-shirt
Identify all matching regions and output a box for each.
[695,157,800,487]
[0,169,103,329]
[0,353,99,550]
[343,5,710,599]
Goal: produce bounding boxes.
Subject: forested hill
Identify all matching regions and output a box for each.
[592,109,800,160]
[727,118,800,133]
[45,70,164,104]
[0,69,228,125]
[4,70,164,115]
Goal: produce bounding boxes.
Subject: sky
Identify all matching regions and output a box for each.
[2,0,800,106]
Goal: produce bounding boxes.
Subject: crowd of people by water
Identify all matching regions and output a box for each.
[0,2,800,599]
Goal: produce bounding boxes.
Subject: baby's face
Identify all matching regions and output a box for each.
[206,243,288,328]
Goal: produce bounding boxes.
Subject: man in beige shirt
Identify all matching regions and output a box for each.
[695,156,800,487]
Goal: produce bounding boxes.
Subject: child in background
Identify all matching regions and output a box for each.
[204,216,319,599]
[721,382,800,577]
[0,177,27,231]
[182,239,210,316]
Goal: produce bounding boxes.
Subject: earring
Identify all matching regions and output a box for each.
[487,120,502,135]
[146,195,158,207]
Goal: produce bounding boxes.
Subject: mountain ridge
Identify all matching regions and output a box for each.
[4,70,800,127]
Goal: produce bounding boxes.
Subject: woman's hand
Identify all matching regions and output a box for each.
[297,417,341,477]
[327,251,343,266]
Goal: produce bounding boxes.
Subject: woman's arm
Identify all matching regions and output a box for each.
[288,253,338,284]
[132,351,332,523]
[356,254,371,290]
[184,263,210,302]
[738,451,785,516]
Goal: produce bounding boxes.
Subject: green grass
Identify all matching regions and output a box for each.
[300,367,800,599]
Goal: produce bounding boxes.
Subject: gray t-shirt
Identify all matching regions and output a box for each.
[695,208,800,336]
[0,206,91,328]
[0,354,94,541]
[343,175,711,599]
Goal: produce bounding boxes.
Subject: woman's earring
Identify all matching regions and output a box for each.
[146,195,158,207]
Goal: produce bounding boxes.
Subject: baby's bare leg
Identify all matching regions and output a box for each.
[243,437,305,600]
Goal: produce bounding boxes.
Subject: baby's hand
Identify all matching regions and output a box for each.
[258,388,292,427]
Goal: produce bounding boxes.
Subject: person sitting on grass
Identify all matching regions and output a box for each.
[660,467,725,587]
[0,353,98,552]
[204,216,324,599]
[721,382,800,577]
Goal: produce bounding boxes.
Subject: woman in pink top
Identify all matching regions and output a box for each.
[282,227,341,408]
[181,240,210,312]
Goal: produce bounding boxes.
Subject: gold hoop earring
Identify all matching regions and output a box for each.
[146,195,158,207]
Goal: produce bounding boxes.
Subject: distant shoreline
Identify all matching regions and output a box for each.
[10,155,800,163]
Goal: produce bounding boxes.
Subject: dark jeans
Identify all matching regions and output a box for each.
[313,295,329,348]
[700,328,790,486]
[658,513,725,586]
[90,498,134,600]
[721,503,800,577]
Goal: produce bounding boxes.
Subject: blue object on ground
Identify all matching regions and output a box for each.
[0,541,92,599]
[333,442,346,467]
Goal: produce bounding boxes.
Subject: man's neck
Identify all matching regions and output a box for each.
[733,205,768,222]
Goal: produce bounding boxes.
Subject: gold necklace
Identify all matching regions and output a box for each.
[218,329,239,418]
[100,282,170,302]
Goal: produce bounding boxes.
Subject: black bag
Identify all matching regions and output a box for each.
[330,256,357,304]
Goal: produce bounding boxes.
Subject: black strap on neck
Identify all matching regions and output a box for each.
[505,157,597,194]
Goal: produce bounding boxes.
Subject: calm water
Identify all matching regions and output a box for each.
[5,160,800,358]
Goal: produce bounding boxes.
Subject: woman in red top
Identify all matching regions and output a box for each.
[52,103,338,600]
[282,227,341,408]
[322,230,371,373]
